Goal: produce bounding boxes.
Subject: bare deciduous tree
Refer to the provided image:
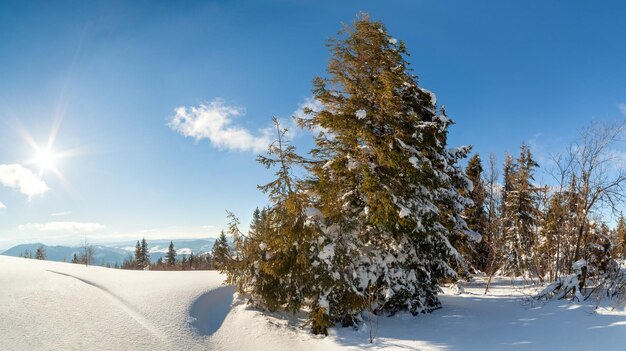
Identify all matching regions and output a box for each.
[80,238,95,267]
[484,153,503,294]
[553,120,626,286]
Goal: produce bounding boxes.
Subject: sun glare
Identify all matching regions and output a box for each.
[34,147,58,173]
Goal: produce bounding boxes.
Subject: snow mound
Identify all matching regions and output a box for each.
[449,282,465,295]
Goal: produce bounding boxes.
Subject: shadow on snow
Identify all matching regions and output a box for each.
[188,285,235,336]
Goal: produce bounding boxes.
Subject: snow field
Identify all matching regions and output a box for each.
[2,256,626,350]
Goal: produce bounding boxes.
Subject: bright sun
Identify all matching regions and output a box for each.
[14,108,77,186]
[34,147,58,173]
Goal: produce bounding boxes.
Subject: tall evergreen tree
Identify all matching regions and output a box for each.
[502,144,539,276]
[463,154,488,271]
[134,240,142,267]
[165,241,177,266]
[140,237,150,269]
[298,14,473,333]
[224,14,473,335]
[134,238,151,269]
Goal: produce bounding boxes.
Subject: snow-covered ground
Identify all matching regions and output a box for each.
[1,255,625,350]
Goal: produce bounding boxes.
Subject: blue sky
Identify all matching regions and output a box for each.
[1,0,625,249]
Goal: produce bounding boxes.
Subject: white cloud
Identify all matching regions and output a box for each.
[168,99,272,153]
[0,164,49,198]
[18,221,106,233]
[0,201,6,210]
[50,211,72,217]
[292,97,323,121]
[618,103,626,117]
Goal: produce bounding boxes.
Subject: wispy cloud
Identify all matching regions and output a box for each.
[292,97,323,121]
[0,164,49,198]
[0,201,6,210]
[18,221,106,233]
[287,97,324,138]
[618,103,626,117]
[50,211,72,217]
[168,99,272,153]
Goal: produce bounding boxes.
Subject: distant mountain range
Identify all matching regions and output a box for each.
[1,238,219,266]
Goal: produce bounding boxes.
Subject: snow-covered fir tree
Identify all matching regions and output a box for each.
[298,14,475,333]
[225,14,474,336]
[462,154,488,272]
[501,145,539,276]
[225,119,319,313]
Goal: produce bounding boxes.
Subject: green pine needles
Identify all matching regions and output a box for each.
[222,14,474,335]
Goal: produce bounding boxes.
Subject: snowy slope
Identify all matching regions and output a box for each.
[0,255,228,350]
[1,256,626,350]
[0,256,328,351]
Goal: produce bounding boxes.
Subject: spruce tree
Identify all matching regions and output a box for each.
[212,230,231,270]
[463,154,488,271]
[249,207,262,237]
[249,119,316,313]
[224,14,473,335]
[140,237,150,270]
[134,240,142,268]
[35,245,46,260]
[165,241,177,265]
[223,118,318,320]
[299,14,473,332]
[502,144,539,277]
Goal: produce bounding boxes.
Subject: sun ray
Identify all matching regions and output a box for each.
[8,112,80,193]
